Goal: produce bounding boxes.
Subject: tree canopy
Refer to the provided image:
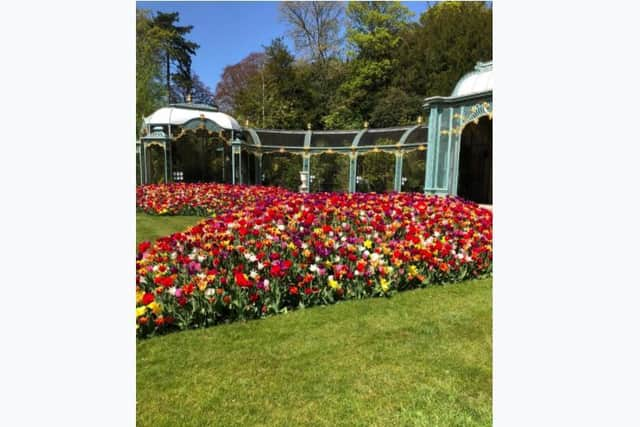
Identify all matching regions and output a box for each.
[138,2,493,133]
[136,9,201,134]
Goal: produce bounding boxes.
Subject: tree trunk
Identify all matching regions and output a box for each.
[166,52,171,104]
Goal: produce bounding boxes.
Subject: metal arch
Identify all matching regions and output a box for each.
[246,128,262,146]
[251,129,307,135]
[351,128,368,147]
[180,117,224,132]
[460,110,492,129]
[459,101,493,128]
[398,125,421,146]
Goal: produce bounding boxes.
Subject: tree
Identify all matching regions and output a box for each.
[279,1,344,64]
[225,38,312,129]
[151,12,200,103]
[323,1,413,129]
[137,9,170,135]
[214,52,265,115]
[261,38,308,129]
[369,87,422,128]
[392,1,492,97]
[172,73,216,106]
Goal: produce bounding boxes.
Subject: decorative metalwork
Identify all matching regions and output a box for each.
[138,62,490,195]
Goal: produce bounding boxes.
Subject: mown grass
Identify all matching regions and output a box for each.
[136,213,203,245]
[137,278,492,426]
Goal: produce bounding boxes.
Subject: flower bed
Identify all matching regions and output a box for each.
[136,184,492,337]
[137,183,291,216]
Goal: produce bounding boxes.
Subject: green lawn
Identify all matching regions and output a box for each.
[136,213,203,245]
[136,214,492,426]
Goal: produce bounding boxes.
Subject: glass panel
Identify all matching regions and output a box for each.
[309,153,349,192]
[356,151,395,193]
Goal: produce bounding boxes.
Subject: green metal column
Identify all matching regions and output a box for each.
[163,141,169,184]
[446,107,454,193]
[348,152,357,193]
[136,143,142,186]
[167,140,173,183]
[231,145,237,185]
[424,107,439,192]
[393,151,403,192]
[350,128,367,193]
[302,153,311,191]
[450,105,465,196]
[141,142,148,185]
[233,144,242,184]
[303,129,312,190]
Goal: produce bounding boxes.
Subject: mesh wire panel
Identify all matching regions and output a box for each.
[310,153,350,192]
[136,152,141,185]
[255,131,306,147]
[403,126,428,145]
[310,131,358,148]
[262,152,302,191]
[172,134,229,183]
[358,129,407,146]
[146,145,165,184]
[356,151,395,193]
[402,150,426,192]
[240,150,258,185]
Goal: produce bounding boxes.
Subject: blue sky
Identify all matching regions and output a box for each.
[137,1,432,92]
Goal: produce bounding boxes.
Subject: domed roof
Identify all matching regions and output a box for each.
[143,103,242,131]
[451,61,493,97]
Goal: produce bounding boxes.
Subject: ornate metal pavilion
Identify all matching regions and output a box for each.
[137,61,492,201]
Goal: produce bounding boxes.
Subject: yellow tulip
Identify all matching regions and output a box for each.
[147,301,162,315]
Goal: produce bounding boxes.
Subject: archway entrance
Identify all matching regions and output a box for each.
[457,116,492,204]
[172,131,230,183]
